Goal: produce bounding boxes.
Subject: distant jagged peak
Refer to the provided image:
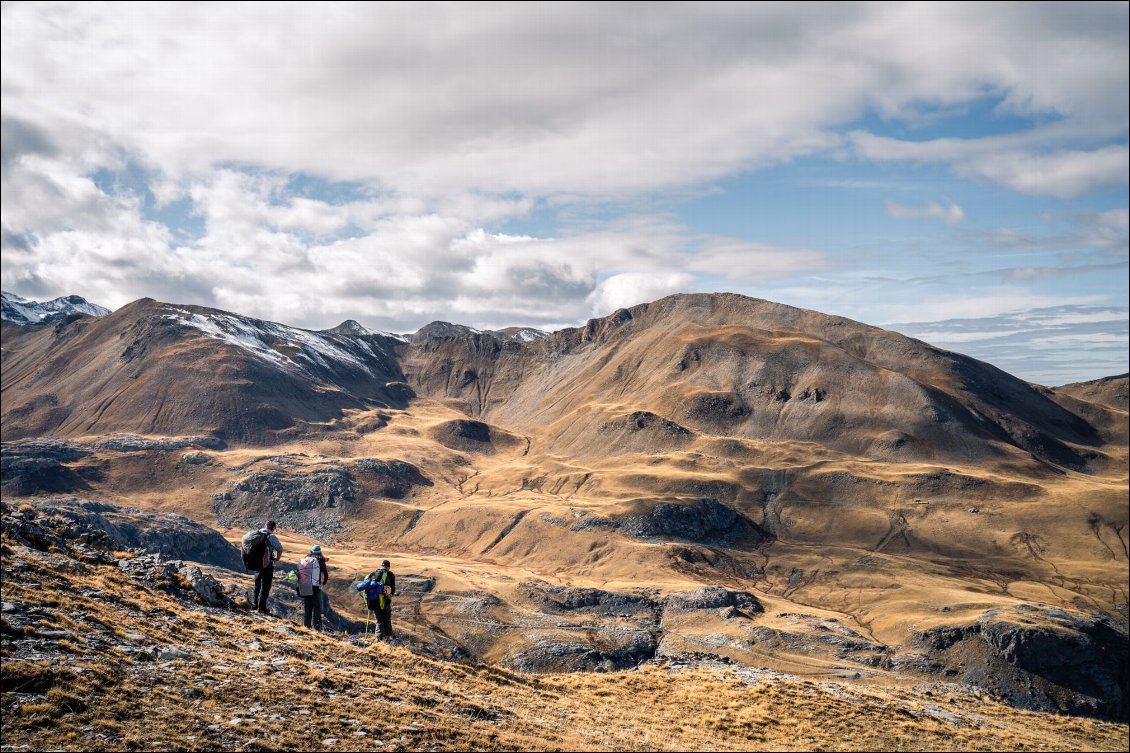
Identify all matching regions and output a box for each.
[491,326,550,343]
[322,319,373,336]
[411,320,483,341]
[1,290,110,324]
[322,319,409,342]
[411,320,551,343]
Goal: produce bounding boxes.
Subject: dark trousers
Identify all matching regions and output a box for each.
[254,566,274,612]
[303,587,323,630]
[376,599,393,640]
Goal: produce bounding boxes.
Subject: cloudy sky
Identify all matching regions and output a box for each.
[2,2,1127,385]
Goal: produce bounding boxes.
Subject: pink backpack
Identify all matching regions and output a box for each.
[297,556,319,595]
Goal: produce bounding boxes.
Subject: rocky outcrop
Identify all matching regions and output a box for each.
[663,586,763,616]
[2,497,242,570]
[915,605,1129,721]
[506,630,659,673]
[517,578,657,617]
[214,465,355,539]
[576,498,765,546]
[93,435,225,452]
[213,456,431,538]
[1,441,93,495]
[431,419,497,454]
[352,458,432,498]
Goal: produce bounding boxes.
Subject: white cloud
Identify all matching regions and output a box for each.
[877,291,1106,326]
[885,199,965,224]
[967,146,1129,198]
[854,131,1128,198]
[3,3,1126,197]
[587,272,695,317]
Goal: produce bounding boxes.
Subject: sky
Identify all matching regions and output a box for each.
[1,2,1127,385]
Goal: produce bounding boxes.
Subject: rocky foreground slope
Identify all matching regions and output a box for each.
[3,498,1127,725]
[3,499,1127,752]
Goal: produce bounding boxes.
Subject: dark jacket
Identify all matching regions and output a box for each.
[316,555,329,586]
[368,568,395,597]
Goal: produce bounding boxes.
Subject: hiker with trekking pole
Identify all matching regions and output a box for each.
[355,560,396,641]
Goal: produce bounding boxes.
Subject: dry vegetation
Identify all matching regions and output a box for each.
[2,541,1126,752]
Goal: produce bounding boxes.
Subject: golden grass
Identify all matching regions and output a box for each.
[2,545,1126,752]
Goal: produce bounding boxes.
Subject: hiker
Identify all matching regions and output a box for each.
[243,520,283,614]
[297,545,329,631]
[357,560,396,640]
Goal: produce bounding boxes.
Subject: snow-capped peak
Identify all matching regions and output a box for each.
[162,308,403,379]
[492,326,550,343]
[1,291,110,325]
[322,319,409,342]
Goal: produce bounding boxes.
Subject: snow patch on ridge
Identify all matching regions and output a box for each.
[164,310,394,376]
[2,291,110,324]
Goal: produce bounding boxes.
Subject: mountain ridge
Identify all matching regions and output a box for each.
[2,291,1127,723]
[1,290,110,325]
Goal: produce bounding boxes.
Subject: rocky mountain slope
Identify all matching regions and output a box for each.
[2,292,1127,729]
[4,498,1126,751]
[402,294,1114,469]
[3,293,1119,466]
[1056,373,1130,413]
[1,299,409,443]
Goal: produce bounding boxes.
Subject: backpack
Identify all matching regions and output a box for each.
[355,569,386,600]
[241,530,268,572]
[297,556,320,597]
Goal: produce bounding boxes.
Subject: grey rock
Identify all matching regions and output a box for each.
[914,605,1129,720]
[1,440,92,495]
[213,466,356,540]
[185,566,231,608]
[93,435,225,452]
[664,586,764,615]
[2,498,242,571]
[577,498,767,546]
[517,578,656,617]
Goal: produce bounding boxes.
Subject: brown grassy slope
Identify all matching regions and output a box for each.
[3,539,1127,752]
[1055,374,1130,413]
[0,300,405,444]
[14,393,1125,655]
[400,293,1111,470]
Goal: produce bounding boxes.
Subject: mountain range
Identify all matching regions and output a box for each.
[1,290,110,324]
[1,291,1127,722]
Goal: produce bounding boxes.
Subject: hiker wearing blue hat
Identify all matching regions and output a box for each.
[297,544,329,631]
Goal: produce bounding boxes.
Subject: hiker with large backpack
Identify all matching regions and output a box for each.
[355,560,396,640]
[241,520,283,614]
[297,545,329,631]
